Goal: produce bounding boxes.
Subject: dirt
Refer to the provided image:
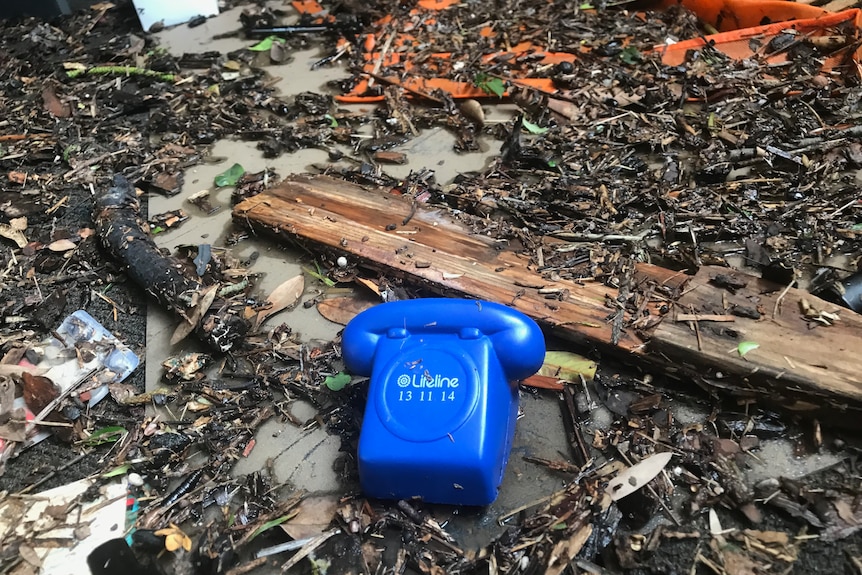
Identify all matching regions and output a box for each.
[2,1,862,574]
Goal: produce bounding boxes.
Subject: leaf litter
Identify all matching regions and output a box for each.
[0,0,860,574]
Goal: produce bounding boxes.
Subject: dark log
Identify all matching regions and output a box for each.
[95,174,248,351]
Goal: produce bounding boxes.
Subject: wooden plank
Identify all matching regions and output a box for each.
[233,175,676,355]
[233,175,862,415]
[651,266,862,411]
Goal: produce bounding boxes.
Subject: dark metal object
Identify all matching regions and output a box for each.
[841,272,862,313]
[87,539,150,575]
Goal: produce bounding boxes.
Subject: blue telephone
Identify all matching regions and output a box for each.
[342,299,545,506]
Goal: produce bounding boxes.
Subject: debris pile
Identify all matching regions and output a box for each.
[0,0,861,574]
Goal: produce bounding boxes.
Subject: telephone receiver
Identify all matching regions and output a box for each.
[343,299,545,381]
[342,298,545,506]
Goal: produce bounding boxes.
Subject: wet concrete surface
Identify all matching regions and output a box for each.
[142,1,849,558]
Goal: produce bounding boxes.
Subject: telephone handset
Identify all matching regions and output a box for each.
[342,298,545,506]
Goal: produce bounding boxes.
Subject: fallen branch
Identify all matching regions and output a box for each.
[94,174,249,351]
[675,313,735,322]
[66,66,176,81]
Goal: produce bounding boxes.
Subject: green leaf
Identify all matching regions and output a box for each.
[249,512,297,541]
[63,144,80,162]
[101,464,131,478]
[538,351,598,381]
[619,46,642,65]
[214,163,245,187]
[83,426,127,447]
[249,36,281,51]
[475,73,505,97]
[521,117,548,135]
[850,223,862,231]
[324,372,352,391]
[737,341,760,357]
[324,114,338,128]
[303,266,336,287]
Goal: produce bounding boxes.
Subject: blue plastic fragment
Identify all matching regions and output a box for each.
[342,299,545,506]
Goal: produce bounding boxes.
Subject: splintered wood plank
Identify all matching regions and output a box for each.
[233,175,671,356]
[651,266,862,409]
[234,175,862,414]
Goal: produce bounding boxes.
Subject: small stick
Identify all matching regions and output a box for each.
[772,277,796,319]
[280,529,340,572]
[675,313,735,322]
[14,453,88,495]
[225,558,268,575]
[689,305,703,351]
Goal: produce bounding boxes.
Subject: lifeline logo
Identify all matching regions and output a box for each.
[396,373,459,388]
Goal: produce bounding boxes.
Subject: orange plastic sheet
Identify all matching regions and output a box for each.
[657,0,827,31]
[292,0,862,103]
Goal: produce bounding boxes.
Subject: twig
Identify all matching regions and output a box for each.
[689,304,703,351]
[772,277,796,319]
[67,66,176,81]
[497,489,566,524]
[226,558,269,575]
[14,453,87,495]
[280,529,340,572]
[827,197,859,219]
[367,29,396,89]
[675,313,735,322]
[551,229,653,243]
[63,149,127,180]
[32,369,97,426]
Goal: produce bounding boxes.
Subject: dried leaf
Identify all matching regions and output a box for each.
[317,296,376,325]
[834,498,860,526]
[281,494,339,540]
[459,99,485,125]
[8,171,27,184]
[0,216,28,248]
[709,507,723,535]
[354,277,381,296]
[42,84,70,118]
[152,171,181,194]
[47,238,77,252]
[0,376,15,418]
[520,374,564,391]
[156,523,192,552]
[22,372,59,414]
[170,284,219,345]
[743,529,790,545]
[607,452,673,501]
[537,351,597,382]
[545,524,593,575]
[270,41,288,63]
[18,543,41,567]
[255,275,305,330]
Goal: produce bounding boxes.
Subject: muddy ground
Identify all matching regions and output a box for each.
[2,1,862,574]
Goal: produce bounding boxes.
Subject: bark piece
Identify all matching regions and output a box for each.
[652,265,862,414]
[95,174,249,351]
